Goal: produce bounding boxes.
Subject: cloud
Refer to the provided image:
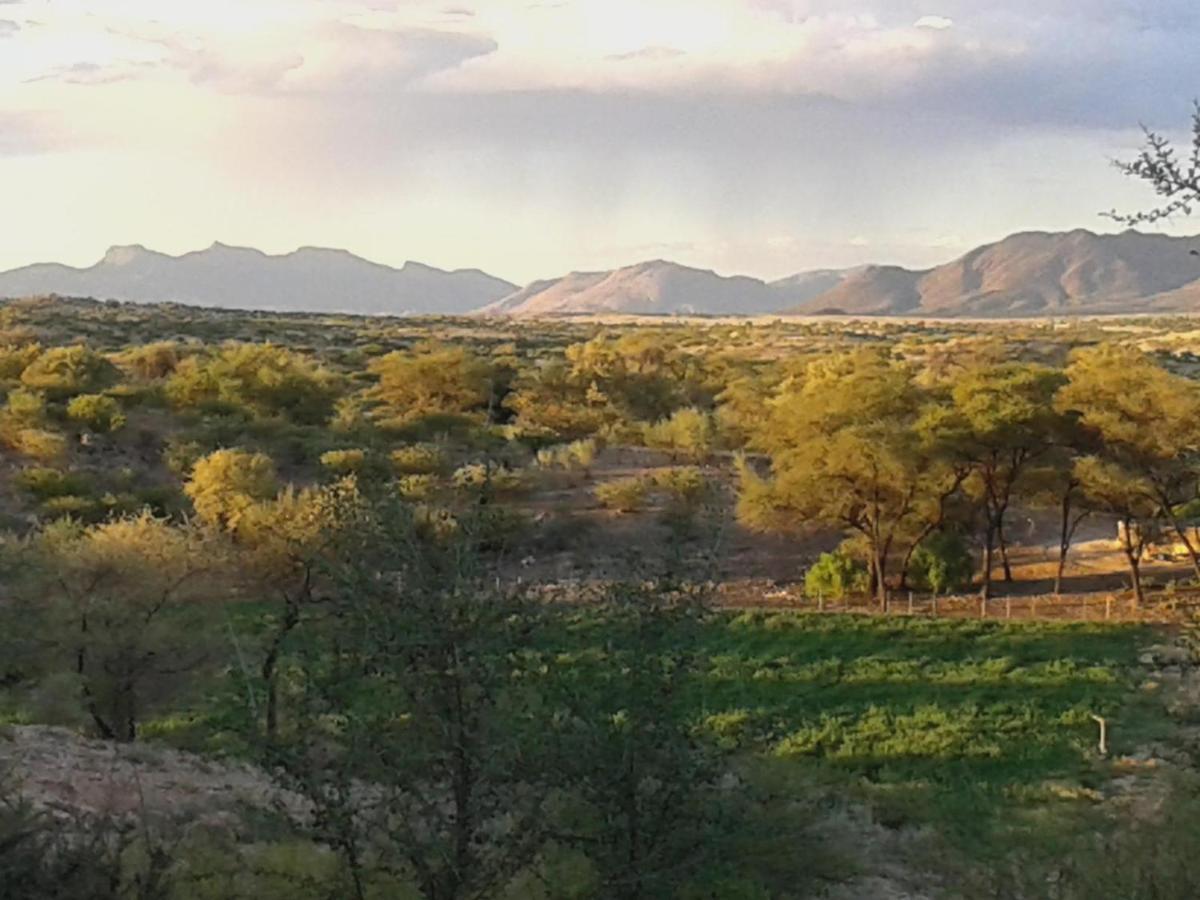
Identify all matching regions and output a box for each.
[913,15,953,30]
[0,18,18,37]
[0,112,65,155]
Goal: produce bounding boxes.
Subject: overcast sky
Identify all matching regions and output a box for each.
[2,0,1199,283]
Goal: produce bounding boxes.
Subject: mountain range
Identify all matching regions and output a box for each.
[0,243,516,316]
[3,229,1200,318]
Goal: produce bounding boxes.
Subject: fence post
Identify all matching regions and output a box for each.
[1005,597,1012,620]
[818,591,824,613]
[1105,595,1113,621]
[932,594,939,617]
[908,591,914,615]
[980,596,987,619]
[1090,714,1109,757]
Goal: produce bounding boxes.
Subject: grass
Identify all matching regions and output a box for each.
[554,610,1164,850]
[129,606,1166,856]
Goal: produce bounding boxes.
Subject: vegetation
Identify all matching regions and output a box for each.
[0,297,1197,897]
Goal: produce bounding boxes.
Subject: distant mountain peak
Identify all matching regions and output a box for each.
[101,244,154,266]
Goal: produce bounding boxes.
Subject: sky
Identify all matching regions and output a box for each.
[2,0,1200,284]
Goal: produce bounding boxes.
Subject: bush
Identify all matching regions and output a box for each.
[4,388,45,424]
[166,343,338,425]
[594,476,650,513]
[804,551,869,600]
[16,467,91,501]
[3,427,67,463]
[184,449,278,528]
[20,346,118,399]
[643,408,718,462]
[66,394,126,433]
[536,438,598,472]
[908,531,973,594]
[319,448,367,474]
[651,466,711,505]
[390,443,448,475]
[451,462,530,497]
[396,474,439,501]
[115,341,180,379]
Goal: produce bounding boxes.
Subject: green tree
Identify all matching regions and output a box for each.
[922,363,1066,598]
[275,505,548,900]
[1058,344,1200,587]
[738,350,965,608]
[224,479,365,741]
[7,514,223,741]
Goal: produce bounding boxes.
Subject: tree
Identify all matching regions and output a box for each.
[545,580,733,900]
[230,478,364,741]
[275,503,549,900]
[1109,101,1200,224]
[367,342,495,425]
[184,449,278,529]
[1073,457,1159,606]
[737,350,965,608]
[7,514,223,741]
[923,363,1066,598]
[1058,345,1200,585]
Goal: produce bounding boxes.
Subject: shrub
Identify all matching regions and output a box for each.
[4,427,67,463]
[594,476,650,513]
[643,408,718,462]
[66,394,126,433]
[319,448,367,474]
[166,343,338,425]
[390,443,448,475]
[20,346,118,399]
[115,341,180,379]
[651,466,711,505]
[908,531,973,594]
[396,473,439,501]
[16,467,91,501]
[184,449,278,528]
[163,437,205,477]
[536,438,598,472]
[804,551,869,600]
[451,463,530,497]
[4,388,45,424]
[0,342,41,382]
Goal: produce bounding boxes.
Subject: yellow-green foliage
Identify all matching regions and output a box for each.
[396,473,439,501]
[651,466,711,505]
[2,426,67,463]
[16,467,90,501]
[390,443,447,475]
[115,341,180,380]
[4,388,46,424]
[20,346,118,399]
[184,449,278,528]
[0,342,41,382]
[643,407,718,461]
[319,448,367,474]
[368,342,494,424]
[536,438,598,471]
[451,462,530,496]
[594,476,650,512]
[66,393,126,433]
[166,343,338,424]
